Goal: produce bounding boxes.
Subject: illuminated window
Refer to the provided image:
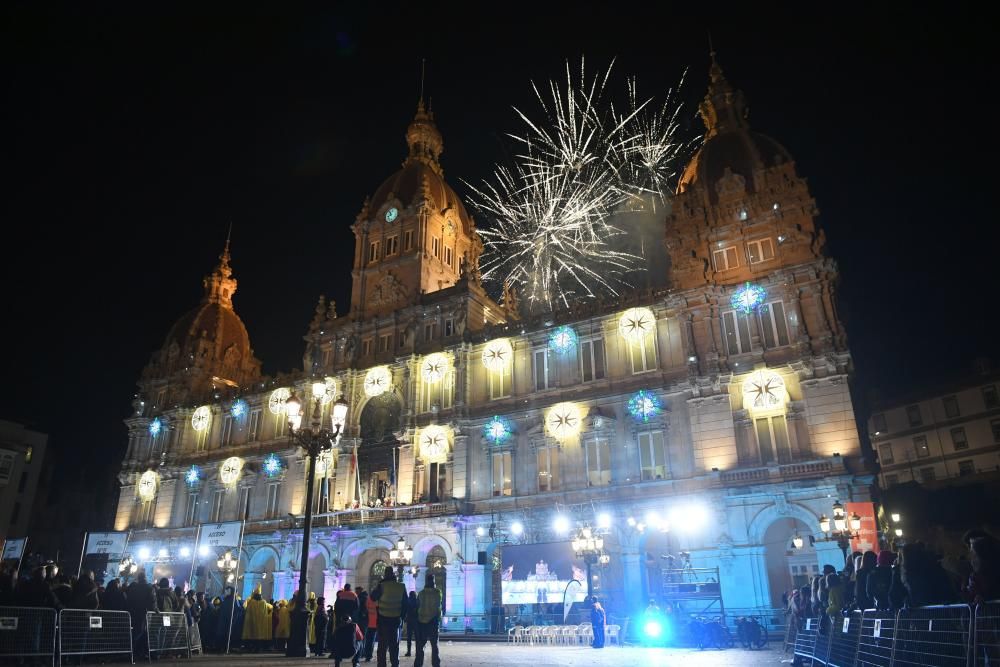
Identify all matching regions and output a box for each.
[537,447,559,492]
[958,460,975,477]
[759,302,790,349]
[185,492,199,526]
[756,415,790,464]
[248,409,262,442]
[906,405,922,427]
[265,483,280,518]
[951,427,968,450]
[489,364,511,400]
[419,369,454,413]
[385,235,399,256]
[492,451,512,497]
[379,333,393,353]
[424,322,437,341]
[221,416,233,447]
[403,230,414,251]
[432,236,441,259]
[368,240,381,263]
[211,490,225,522]
[629,332,657,374]
[362,338,373,357]
[444,318,455,337]
[879,443,894,465]
[739,209,748,221]
[638,431,666,481]
[914,436,930,458]
[238,486,251,519]
[723,311,752,355]
[579,338,606,383]
[943,396,960,418]
[445,245,454,268]
[533,349,549,391]
[747,238,775,264]
[984,386,999,409]
[713,246,739,271]
[585,438,611,487]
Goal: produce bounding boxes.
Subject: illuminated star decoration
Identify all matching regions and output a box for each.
[484,416,513,445]
[546,402,582,440]
[743,370,785,409]
[731,282,767,314]
[364,366,392,397]
[148,418,162,437]
[191,405,211,431]
[231,399,247,418]
[627,389,662,422]
[482,338,513,372]
[619,307,655,341]
[262,454,283,478]
[421,353,448,383]
[421,425,450,458]
[549,326,577,354]
[185,465,201,487]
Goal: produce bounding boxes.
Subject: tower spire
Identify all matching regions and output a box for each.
[405,61,444,175]
[697,47,748,138]
[203,229,237,308]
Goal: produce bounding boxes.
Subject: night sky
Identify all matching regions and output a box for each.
[3,5,993,485]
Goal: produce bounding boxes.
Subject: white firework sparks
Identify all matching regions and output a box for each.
[467,58,691,313]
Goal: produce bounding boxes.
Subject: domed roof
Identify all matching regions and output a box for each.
[164,300,253,358]
[368,101,473,233]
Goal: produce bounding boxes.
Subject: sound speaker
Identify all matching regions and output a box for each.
[477,551,488,565]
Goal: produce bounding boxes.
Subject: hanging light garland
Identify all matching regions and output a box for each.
[268,388,291,415]
[191,405,211,431]
[546,402,582,440]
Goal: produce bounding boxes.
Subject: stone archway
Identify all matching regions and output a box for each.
[306,546,329,598]
[425,546,448,615]
[762,517,817,608]
[248,546,280,600]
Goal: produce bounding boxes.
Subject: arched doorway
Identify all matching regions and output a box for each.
[426,546,447,616]
[358,394,403,505]
[763,517,817,607]
[307,549,327,598]
[370,559,388,591]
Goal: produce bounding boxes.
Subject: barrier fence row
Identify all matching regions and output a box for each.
[791,602,1000,666]
[0,606,198,666]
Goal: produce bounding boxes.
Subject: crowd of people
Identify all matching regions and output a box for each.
[785,529,1000,633]
[0,561,445,667]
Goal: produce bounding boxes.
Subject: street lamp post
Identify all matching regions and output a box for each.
[217,550,238,585]
[285,383,349,658]
[817,500,862,563]
[389,536,414,579]
[571,525,607,600]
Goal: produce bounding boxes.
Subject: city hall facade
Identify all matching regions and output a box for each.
[114,59,872,627]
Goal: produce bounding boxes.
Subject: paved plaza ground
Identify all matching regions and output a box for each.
[152,644,792,666]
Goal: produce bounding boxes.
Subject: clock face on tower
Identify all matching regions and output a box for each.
[385,207,398,223]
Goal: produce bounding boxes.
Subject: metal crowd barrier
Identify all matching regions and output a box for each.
[793,616,821,663]
[857,610,898,667]
[146,611,190,661]
[973,601,1000,666]
[0,606,58,667]
[827,611,864,667]
[892,605,971,667]
[58,608,133,663]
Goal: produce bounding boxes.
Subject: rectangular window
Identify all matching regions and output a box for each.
[713,246,739,271]
[379,333,392,353]
[424,322,437,342]
[906,405,923,427]
[362,338,373,357]
[274,415,286,439]
[958,460,975,477]
[760,301,790,349]
[638,431,666,481]
[885,474,899,487]
[248,409,262,442]
[984,385,1000,409]
[368,240,380,263]
[489,366,510,400]
[533,349,549,391]
[444,318,455,337]
[629,333,657,373]
[992,419,1000,443]
[756,415,791,463]
[385,235,399,256]
[221,416,233,447]
[537,447,559,492]
[951,427,969,450]
[872,413,887,433]
[238,487,251,519]
[723,311,753,355]
[403,229,414,251]
[432,236,441,258]
[585,438,611,487]
[211,490,225,522]
[879,443,894,465]
[444,245,454,267]
[914,435,930,458]
[943,396,960,418]
[185,492,199,526]
[265,483,280,518]
[492,451,512,497]
[919,466,936,483]
[747,237,775,264]
[579,338,606,382]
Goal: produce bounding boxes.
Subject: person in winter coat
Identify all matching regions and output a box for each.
[896,542,957,607]
[853,551,878,610]
[52,575,73,608]
[126,572,158,656]
[335,584,360,623]
[72,571,100,609]
[404,591,418,656]
[102,579,128,611]
[214,588,239,652]
[371,568,408,667]
[590,597,607,649]
[199,596,219,652]
[241,584,273,652]
[414,574,443,667]
[362,589,378,661]
[331,614,364,667]
[311,596,328,656]
[966,536,1000,604]
[274,599,290,650]
[155,578,179,613]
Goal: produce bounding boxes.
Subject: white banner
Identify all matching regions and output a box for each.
[197,522,243,550]
[1,538,27,561]
[84,532,129,558]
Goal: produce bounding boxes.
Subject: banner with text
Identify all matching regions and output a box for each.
[84,532,129,558]
[197,522,243,551]
[847,502,879,554]
[1,538,27,561]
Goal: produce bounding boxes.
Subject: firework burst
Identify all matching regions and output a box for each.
[467,58,691,314]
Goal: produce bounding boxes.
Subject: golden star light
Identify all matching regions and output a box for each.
[546,402,582,440]
[269,387,291,415]
[320,376,338,405]
[482,338,513,372]
[742,369,786,410]
[137,470,159,501]
[421,353,449,383]
[191,405,211,431]
[219,456,244,485]
[364,366,392,397]
[618,307,655,341]
[420,424,451,459]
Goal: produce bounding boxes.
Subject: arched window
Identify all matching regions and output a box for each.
[370,559,388,591]
[426,546,447,616]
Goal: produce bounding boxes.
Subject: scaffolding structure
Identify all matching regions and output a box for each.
[659,565,726,621]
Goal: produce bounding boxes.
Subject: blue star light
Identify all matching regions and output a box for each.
[263,453,283,478]
[549,325,577,353]
[627,390,662,423]
[231,399,248,418]
[185,465,201,487]
[730,282,767,314]
[148,418,162,437]
[483,416,512,445]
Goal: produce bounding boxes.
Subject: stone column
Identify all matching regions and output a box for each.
[451,434,468,500]
[242,570,262,599]
[397,443,415,505]
[323,569,337,602]
[153,479,177,528]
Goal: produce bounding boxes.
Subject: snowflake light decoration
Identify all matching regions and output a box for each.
[191,405,211,431]
[482,338,513,372]
[731,282,767,314]
[546,402,582,440]
[421,353,448,383]
[231,399,247,419]
[185,465,201,487]
[484,416,513,445]
[549,326,577,354]
[619,307,656,341]
[148,418,162,437]
[742,369,786,410]
[627,389,662,422]
[262,454,282,478]
[268,388,291,415]
[320,377,338,405]
[364,366,392,397]
[420,425,451,459]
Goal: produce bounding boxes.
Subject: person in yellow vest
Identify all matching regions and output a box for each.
[414,574,442,667]
[307,592,318,647]
[273,599,290,651]
[371,568,408,667]
[241,584,273,652]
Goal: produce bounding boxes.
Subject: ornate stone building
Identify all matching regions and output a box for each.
[114,58,872,623]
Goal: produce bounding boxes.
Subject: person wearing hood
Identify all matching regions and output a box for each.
[312,595,328,656]
[306,592,319,649]
[155,578,179,613]
[274,599,291,650]
[241,584,273,652]
[214,587,239,652]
